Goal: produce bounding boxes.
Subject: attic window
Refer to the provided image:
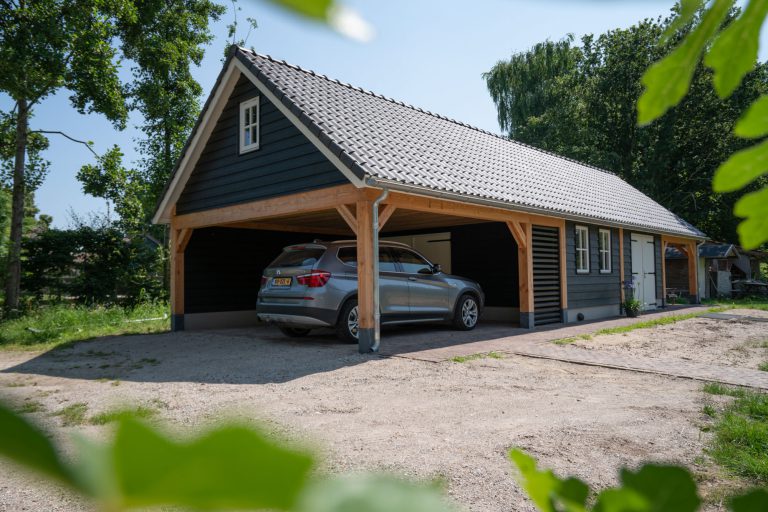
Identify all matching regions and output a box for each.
[239,97,260,154]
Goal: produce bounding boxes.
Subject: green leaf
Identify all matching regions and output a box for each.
[265,0,334,20]
[712,139,768,192]
[730,488,768,511]
[734,187,768,249]
[593,488,650,512]
[734,95,768,138]
[0,401,74,486]
[619,465,700,512]
[295,474,457,512]
[509,449,588,512]
[109,418,314,510]
[705,0,768,97]
[637,0,734,125]
[661,0,705,43]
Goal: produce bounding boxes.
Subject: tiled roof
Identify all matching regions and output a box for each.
[235,48,704,238]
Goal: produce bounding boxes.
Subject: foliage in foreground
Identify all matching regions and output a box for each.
[0,302,168,350]
[703,384,768,483]
[2,400,768,511]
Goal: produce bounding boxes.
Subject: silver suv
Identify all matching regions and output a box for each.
[257,240,484,343]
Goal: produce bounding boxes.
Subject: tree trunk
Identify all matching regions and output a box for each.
[4,99,28,315]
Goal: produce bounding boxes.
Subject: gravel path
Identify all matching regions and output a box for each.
[0,327,716,511]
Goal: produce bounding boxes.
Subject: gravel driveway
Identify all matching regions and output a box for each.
[0,325,723,511]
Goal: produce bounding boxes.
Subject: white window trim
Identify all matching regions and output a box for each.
[576,225,590,274]
[599,228,612,273]
[239,96,260,154]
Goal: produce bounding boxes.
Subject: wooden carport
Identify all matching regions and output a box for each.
[660,235,700,303]
[170,183,569,352]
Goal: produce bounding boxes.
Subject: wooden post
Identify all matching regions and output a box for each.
[519,223,534,328]
[170,225,185,331]
[687,241,698,302]
[356,199,375,352]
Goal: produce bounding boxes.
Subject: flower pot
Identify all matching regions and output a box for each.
[626,309,639,318]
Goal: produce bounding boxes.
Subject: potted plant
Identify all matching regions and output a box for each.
[624,298,642,318]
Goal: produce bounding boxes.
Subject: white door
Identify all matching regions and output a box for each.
[630,234,657,310]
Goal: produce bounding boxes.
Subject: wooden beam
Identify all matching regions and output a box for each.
[220,221,350,236]
[172,184,365,229]
[518,222,534,325]
[506,221,527,249]
[378,204,397,230]
[662,234,700,246]
[177,228,193,253]
[687,241,698,299]
[619,228,625,303]
[559,223,568,311]
[336,204,358,236]
[356,200,375,337]
[385,190,563,227]
[170,226,184,329]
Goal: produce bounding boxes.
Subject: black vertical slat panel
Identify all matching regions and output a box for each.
[532,226,562,326]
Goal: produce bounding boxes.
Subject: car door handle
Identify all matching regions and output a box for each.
[408,276,417,281]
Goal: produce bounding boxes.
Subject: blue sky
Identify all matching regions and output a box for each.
[0,0,750,227]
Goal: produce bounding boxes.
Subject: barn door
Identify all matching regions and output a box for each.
[532,225,562,325]
[631,234,657,310]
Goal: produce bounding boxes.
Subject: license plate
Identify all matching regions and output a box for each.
[271,277,292,287]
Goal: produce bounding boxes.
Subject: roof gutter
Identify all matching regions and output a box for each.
[364,176,707,241]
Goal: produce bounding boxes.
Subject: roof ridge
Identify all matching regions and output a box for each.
[238,48,619,178]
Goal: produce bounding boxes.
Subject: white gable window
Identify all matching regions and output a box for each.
[575,225,589,274]
[599,228,611,273]
[239,97,260,154]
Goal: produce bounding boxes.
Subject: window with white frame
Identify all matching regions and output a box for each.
[239,97,260,154]
[575,225,589,273]
[598,229,611,273]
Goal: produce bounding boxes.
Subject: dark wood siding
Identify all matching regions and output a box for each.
[176,75,348,214]
[566,221,621,309]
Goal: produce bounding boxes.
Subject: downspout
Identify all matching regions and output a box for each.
[695,240,704,303]
[370,186,389,353]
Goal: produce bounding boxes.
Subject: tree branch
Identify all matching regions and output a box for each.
[30,130,98,157]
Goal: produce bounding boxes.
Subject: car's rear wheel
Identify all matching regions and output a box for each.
[453,294,479,331]
[336,298,359,344]
[279,326,311,338]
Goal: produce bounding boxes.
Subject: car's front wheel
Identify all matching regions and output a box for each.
[336,299,359,344]
[279,326,311,338]
[453,294,479,331]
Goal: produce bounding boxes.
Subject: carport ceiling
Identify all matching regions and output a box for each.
[223,207,489,236]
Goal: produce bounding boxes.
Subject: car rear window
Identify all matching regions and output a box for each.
[270,248,325,268]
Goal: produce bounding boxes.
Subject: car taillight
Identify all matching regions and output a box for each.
[296,270,331,287]
[260,276,268,287]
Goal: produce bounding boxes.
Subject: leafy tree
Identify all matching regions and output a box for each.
[483,10,767,243]
[638,0,768,249]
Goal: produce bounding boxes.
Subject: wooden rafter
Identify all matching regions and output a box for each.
[506,221,527,249]
[378,204,397,230]
[336,204,358,236]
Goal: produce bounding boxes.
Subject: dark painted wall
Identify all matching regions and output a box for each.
[184,228,328,314]
[566,221,621,309]
[176,75,348,214]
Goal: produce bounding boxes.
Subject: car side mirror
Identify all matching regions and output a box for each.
[432,263,442,274]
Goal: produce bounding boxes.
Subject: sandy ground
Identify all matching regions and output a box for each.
[570,310,768,371]
[0,325,727,512]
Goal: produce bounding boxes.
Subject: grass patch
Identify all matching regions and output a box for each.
[0,302,169,351]
[759,362,768,372]
[16,400,45,414]
[702,382,747,397]
[89,405,158,425]
[451,351,503,363]
[702,298,768,312]
[551,334,593,345]
[704,387,768,484]
[594,312,704,336]
[52,402,88,426]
